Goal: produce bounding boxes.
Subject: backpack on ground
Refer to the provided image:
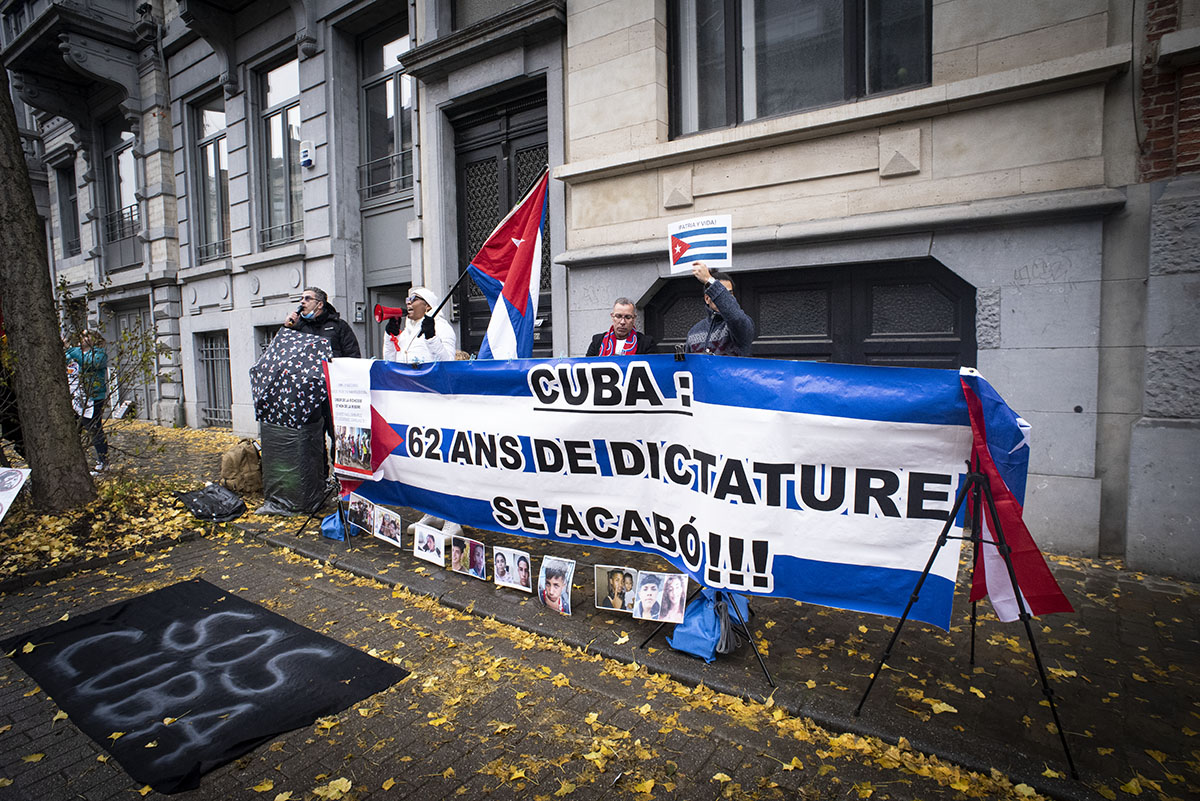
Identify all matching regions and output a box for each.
[219,438,262,494]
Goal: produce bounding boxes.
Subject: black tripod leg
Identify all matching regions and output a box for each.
[855,473,977,716]
[293,481,340,538]
[979,483,1079,780]
[724,592,775,688]
[638,586,704,649]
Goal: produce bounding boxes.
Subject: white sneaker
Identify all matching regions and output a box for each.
[441,521,462,537]
[407,513,443,534]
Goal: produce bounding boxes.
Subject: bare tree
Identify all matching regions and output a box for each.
[0,68,95,510]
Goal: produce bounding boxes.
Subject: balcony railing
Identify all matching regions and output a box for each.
[260,219,303,248]
[197,238,231,263]
[105,204,139,243]
[357,150,413,202]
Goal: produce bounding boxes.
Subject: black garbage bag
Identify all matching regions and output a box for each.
[257,419,327,515]
[176,483,247,523]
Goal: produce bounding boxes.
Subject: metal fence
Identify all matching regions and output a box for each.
[197,331,232,428]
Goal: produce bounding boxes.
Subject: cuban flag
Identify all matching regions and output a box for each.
[467,169,550,359]
[960,368,1073,621]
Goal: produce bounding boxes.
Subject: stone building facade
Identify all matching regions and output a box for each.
[3,0,1198,577]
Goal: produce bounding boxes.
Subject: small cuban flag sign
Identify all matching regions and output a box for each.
[668,214,732,275]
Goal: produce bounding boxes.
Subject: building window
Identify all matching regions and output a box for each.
[669,0,930,137]
[104,129,138,243]
[256,324,283,356]
[260,59,303,248]
[359,22,413,201]
[195,95,230,262]
[197,330,233,427]
[55,164,80,257]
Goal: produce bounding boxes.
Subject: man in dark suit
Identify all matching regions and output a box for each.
[586,298,657,356]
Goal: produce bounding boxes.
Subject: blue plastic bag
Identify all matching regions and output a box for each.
[667,588,722,662]
[667,588,752,662]
[320,510,346,541]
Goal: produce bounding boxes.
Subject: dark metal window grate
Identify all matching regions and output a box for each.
[105,204,139,243]
[197,331,233,427]
[260,219,303,248]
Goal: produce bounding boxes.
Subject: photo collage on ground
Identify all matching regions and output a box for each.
[595,565,689,624]
[338,497,689,621]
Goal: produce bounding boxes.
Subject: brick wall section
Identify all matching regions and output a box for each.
[1140,0,1200,179]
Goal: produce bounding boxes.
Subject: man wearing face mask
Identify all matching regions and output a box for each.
[381,286,457,365]
[284,286,361,358]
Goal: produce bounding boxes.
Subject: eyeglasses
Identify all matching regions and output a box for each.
[611,313,635,321]
[406,296,426,304]
[300,294,318,302]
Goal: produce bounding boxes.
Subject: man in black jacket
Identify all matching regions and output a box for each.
[685,264,754,357]
[284,286,360,358]
[585,297,656,356]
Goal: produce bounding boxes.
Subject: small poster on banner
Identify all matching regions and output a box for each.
[346,493,375,536]
[0,468,29,524]
[632,572,689,624]
[412,524,445,566]
[373,506,404,549]
[493,547,532,592]
[328,359,374,479]
[667,215,732,275]
[538,557,576,615]
[595,565,638,613]
[449,535,487,580]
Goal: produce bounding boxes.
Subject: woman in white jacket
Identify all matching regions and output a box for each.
[386,286,463,537]
[382,286,458,365]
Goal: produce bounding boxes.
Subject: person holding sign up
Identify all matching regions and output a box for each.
[686,263,755,357]
[585,298,657,356]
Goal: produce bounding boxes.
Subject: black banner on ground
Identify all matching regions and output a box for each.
[2,579,408,794]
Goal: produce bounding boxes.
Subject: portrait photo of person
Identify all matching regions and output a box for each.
[468,539,487,580]
[493,547,532,592]
[538,557,576,615]
[449,537,467,573]
[632,572,663,621]
[372,506,404,549]
[347,493,375,535]
[515,554,532,590]
[412,523,444,567]
[656,574,689,624]
[623,572,636,611]
[594,565,637,613]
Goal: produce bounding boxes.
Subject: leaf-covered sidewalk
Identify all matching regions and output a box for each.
[1,421,1197,800]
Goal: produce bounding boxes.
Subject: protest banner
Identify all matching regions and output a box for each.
[330,355,1066,630]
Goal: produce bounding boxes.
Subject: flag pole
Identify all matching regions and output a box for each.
[427,164,550,322]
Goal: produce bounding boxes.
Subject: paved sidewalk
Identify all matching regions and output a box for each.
[7,425,1199,800]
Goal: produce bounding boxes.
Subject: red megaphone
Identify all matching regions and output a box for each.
[374,303,406,323]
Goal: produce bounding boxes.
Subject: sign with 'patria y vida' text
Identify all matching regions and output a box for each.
[328,355,987,629]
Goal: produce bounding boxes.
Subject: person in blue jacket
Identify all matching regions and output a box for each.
[65,330,109,472]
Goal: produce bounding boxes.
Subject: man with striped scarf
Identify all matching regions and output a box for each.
[585,298,657,357]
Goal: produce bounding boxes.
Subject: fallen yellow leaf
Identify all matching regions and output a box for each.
[442,767,455,779]
[253,779,275,792]
[615,633,630,645]
[783,757,803,771]
[637,703,651,714]
[109,732,125,741]
[0,779,10,787]
[274,793,294,801]
[713,772,732,783]
[52,711,67,723]
[554,780,577,797]
[21,754,44,763]
[144,741,158,748]
[510,768,526,780]
[138,786,152,797]
[632,778,655,793]
[1119,777,1142,795]
[584,712,599,725]
[382,779,395,790]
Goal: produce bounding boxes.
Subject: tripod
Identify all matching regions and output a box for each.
[854,458,1078,779]
[639,586,776,688]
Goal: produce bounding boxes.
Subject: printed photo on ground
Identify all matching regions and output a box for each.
[450,535,487,580]
[538,557,576,615]
[346,493,375,535]
[493,547,532,592]
[373,506,404,549]
[412,524,444,566]
[594,565,638,613]
[632,571,689,624]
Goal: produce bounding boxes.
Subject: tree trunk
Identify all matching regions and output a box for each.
[0,69,96,511]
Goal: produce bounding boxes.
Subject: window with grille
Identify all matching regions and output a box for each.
[197,331,233,427]
[669,0,931,137]
[260,59,303,248]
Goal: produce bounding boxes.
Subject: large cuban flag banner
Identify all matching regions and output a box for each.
[331,356,1070,630]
